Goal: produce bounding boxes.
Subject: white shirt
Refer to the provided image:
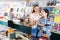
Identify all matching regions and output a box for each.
[29,13,40,28]
[30,13,40,21]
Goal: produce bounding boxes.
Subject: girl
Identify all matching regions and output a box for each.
[38,9,54,40]
[29,5,42,40]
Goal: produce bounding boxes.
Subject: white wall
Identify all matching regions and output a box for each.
[0,1,26,15]
[0,0,27,2]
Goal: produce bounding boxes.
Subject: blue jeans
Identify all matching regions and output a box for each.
[31,27,42,37]
[31,28,37,40]
[31,28,37,37]
[32,36,37,40]
[37,26,42,38]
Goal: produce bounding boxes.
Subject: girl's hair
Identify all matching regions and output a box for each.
[32,5,39,13]
[43,8,49,18]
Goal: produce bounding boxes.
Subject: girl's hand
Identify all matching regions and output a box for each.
[38,24,45,27]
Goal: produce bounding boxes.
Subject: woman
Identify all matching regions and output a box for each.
[39,9,54,40]
[8,8,14,28]
[9,8,14,20]
[29,5,42,40]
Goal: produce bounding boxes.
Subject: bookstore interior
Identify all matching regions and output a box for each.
[0,0,60,40]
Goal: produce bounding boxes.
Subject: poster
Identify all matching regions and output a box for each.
[56,0,60,6]
[25,6,33,13]
[54,16,60,23]
[0,2,7,13]
[19,1,26,8]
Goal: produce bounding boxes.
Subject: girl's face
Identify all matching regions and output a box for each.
[41,10,47,17]
[34,6,39,12]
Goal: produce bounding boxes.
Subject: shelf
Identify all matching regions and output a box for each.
[50,14,60,16]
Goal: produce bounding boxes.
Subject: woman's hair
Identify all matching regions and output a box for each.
[32,5,39,13]
[10,8,14,12]
[43,8,49,18]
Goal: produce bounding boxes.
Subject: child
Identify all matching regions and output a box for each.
[45,16,54,40]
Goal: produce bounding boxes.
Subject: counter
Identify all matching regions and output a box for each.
[0,18,59,40]
[13,24,31,34]
[0,18,8,26]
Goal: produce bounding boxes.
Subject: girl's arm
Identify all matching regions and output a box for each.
[38,23,45,27]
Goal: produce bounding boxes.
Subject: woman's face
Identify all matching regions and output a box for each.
[41,10,47,17]
[34,6,39,12]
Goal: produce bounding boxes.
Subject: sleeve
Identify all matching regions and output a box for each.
[48,21,54,31]
[46,21,54,36]
[50,21,54,27]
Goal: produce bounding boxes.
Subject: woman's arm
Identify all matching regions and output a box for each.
[29,18,35,26]
[28,18,39,26]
